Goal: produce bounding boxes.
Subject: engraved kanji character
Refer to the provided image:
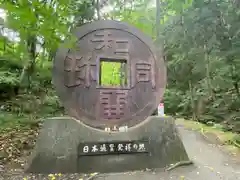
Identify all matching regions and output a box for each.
[100,91,111,118]
[114,39,129,55]
[116,91,127,107]
[118,126,128,132]
[113,126,118,131]
[83,146,89,153]
[91,145,98,152]
[64,54,83,71]
[125,143,131,151]
[64,54,83,87]
[83,56,97,87]
[64,53,96,87]
[100,144,107,152]
[136,61,151,82]
[133,144,138,150]
[138,143,146,151]
[104,127,111,132]
[91,31,113,50]
[109,144,115,152]
[117,144,124,151]
[134,59,155,88]
[99,90,128,120]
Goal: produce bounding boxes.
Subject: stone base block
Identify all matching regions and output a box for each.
[25,116,190,173]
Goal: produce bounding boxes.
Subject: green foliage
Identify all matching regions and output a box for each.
[105,0,239,133]
[0,0,94,130]
[160,0,240,133]
[0,71,18,85]
[100,61,127,86]
[0,0,239,135]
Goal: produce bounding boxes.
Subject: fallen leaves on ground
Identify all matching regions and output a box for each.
[179,175,185,179]
[1,173,96,180]
[0,122,41,168]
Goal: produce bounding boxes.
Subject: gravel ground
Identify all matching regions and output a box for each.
[0,126,239,180]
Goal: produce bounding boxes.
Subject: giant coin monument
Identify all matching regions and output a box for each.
[26,20,190,173]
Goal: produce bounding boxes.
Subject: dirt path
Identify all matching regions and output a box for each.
[1,126,239,180]
[94,126,240,180]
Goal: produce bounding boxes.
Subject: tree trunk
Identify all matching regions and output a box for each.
[156,0,161,40]
[204,44,214,99]
[96,0,101,20]
[19,64,30,89]
[230,64,240,98]
[233,81,240,98]
[27,36,37,88]
[49,50,56,62]
[3,37,6,52]
[19,36,37,89]
[189,80,197,121]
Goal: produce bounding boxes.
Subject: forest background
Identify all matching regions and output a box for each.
[0,0,239,166]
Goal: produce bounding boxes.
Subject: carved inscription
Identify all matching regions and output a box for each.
[53,21,165,129]
[91,31,113,50]
[91,30,130,56]
[78,140,149,156]
[136,61,151,82]
[99,90,128,120]
[64,53,96,87]
[132,59,156,88]
[114,39,129,55]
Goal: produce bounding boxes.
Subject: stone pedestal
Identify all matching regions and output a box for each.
[25,116,190,174]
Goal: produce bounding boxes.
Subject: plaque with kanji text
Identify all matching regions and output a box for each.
[78,140,149,156]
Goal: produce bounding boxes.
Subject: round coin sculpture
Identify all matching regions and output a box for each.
[53,20,166,130]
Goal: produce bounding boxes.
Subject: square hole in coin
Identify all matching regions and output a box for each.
[98,58,128,88]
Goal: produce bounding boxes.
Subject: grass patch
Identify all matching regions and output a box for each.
[176,118,240,154]
[0,89,63,132]
[0,112,38,133]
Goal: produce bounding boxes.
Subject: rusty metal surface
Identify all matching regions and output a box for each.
[53,20,166,129]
